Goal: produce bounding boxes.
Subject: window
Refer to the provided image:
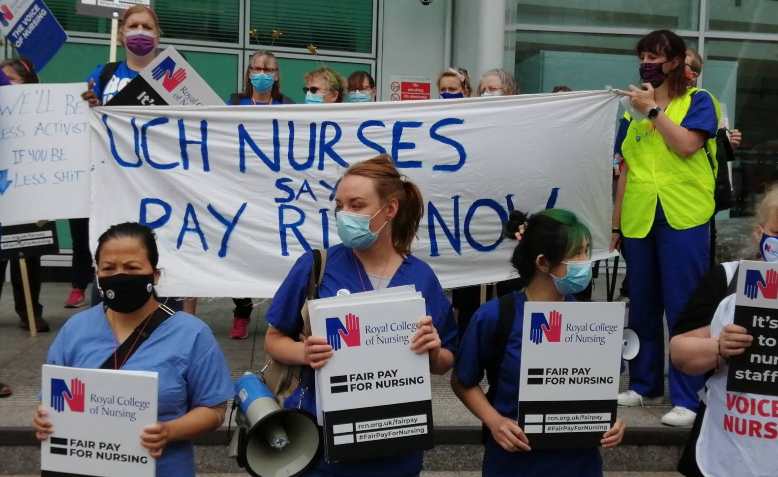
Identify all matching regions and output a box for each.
[509,0,699,30]
[707,0,778,34]
[249,0,374,54]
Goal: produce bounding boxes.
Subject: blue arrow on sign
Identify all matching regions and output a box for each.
[0,169,12,195]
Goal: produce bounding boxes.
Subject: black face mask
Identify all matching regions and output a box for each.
[98,273,155,313]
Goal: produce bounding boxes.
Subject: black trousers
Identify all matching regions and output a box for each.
[69,218,94,289]
[0,256,43,321]
[233,298,253,317]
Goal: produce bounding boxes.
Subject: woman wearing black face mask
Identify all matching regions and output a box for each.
[611,30,721,427]
[32,223,233,477]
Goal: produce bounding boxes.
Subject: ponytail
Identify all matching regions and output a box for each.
[342,154,425,255]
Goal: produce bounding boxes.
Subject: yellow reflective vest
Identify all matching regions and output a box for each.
[620,87,719,238]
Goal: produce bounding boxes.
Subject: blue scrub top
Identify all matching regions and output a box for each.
[86,62,139,105]
[232,96,284,105]
[455,291,603,477]
[266,244,458,477]
[46,305,234,477]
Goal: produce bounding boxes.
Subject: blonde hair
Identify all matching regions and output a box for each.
[438,67,472,97]
[120,5,161,36]
[757,183,778,226]
[304,67,345,103]
[478,68,518,95]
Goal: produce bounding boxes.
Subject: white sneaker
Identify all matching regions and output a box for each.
[617,390,662,407]
[661,406,697,427]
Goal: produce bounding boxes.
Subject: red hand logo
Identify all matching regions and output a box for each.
[541,310,562,342]
[758,269,778,299]
[162,69,187,92]
[64,378,85,412]
[339,313,361,347]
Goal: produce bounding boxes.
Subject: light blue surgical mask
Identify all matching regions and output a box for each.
[551,260,592,295]
[761,233,778,262]
[347,90,372,103]
[305,91,324,104]
[250,72,275,93]
[440,91,464,99]
[336,208,387,250]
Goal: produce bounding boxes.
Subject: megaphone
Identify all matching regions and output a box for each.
[622,328,640,361]
[230,372,321,477]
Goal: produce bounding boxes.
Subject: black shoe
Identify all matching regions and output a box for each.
[18,317,50,333]
[0,383,11,398]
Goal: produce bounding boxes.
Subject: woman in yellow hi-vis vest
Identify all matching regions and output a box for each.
[612,30,719,428]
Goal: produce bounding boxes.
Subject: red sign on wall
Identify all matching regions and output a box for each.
[390,77,431,101]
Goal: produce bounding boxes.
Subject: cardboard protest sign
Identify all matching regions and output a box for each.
[309,288,432,463]
[107,47,223,106]
[519,302,624,449]
[89,92,619,297]
[41,364,158,477]
[76,0,152,18]
[0,221,58,258]
[727,260,778,396]
[0,83,90,225]
[0,0,67,71]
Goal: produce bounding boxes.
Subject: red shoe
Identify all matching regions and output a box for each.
[65,288,87,308]
[230,316,250,340]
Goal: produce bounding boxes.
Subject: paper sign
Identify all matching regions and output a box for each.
[0,0,67,71]
[389,76,431,101]
[0,221,58,258]
[728,260,778,396]
[76,0,151,18]
[0,83,90,225]
[309,288,433,463]
[41,364,158,477]
[519,302,624,449]
[107,47,222,106]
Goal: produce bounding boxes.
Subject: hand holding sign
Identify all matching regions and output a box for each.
[719,324,753,359]
[304,336,333,369]
[33,405,53,441]
[758,269,778,299]
[745,269,766,299]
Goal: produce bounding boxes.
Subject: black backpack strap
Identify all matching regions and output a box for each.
[726,266,739,297]
[100,304,175,370]
[482,292,517,442]
[97,62,120,99]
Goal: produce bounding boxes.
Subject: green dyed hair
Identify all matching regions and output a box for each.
[510,208,592,282]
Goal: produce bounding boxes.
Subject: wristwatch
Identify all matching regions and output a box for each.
[647,106,661,120]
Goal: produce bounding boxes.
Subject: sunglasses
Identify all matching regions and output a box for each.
[303,86,328,94]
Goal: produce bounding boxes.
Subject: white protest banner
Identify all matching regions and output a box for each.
[41,364,158,477]
[89,92,619,297]
[0,83,90,225]
[727,260,778,395]
[309,289,432,462]
[519,301,624,449]
[108,47,223,107]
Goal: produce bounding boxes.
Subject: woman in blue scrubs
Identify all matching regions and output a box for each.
[452,209,625,477]
[33,223,233,477]
[264,154,458,476]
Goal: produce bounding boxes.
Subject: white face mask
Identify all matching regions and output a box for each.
[481,90,503,97]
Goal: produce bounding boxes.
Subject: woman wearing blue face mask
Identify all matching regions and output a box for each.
[452,208,626,477]
[346,70,376,103]
[303,67,345,104]
[263,154,457,477]
[437,67,471,99]
[230,50,294,106]
[670,184,778,477]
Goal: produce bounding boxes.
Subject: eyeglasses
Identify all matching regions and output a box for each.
[249,67,278,73]
[303,86,328,94]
